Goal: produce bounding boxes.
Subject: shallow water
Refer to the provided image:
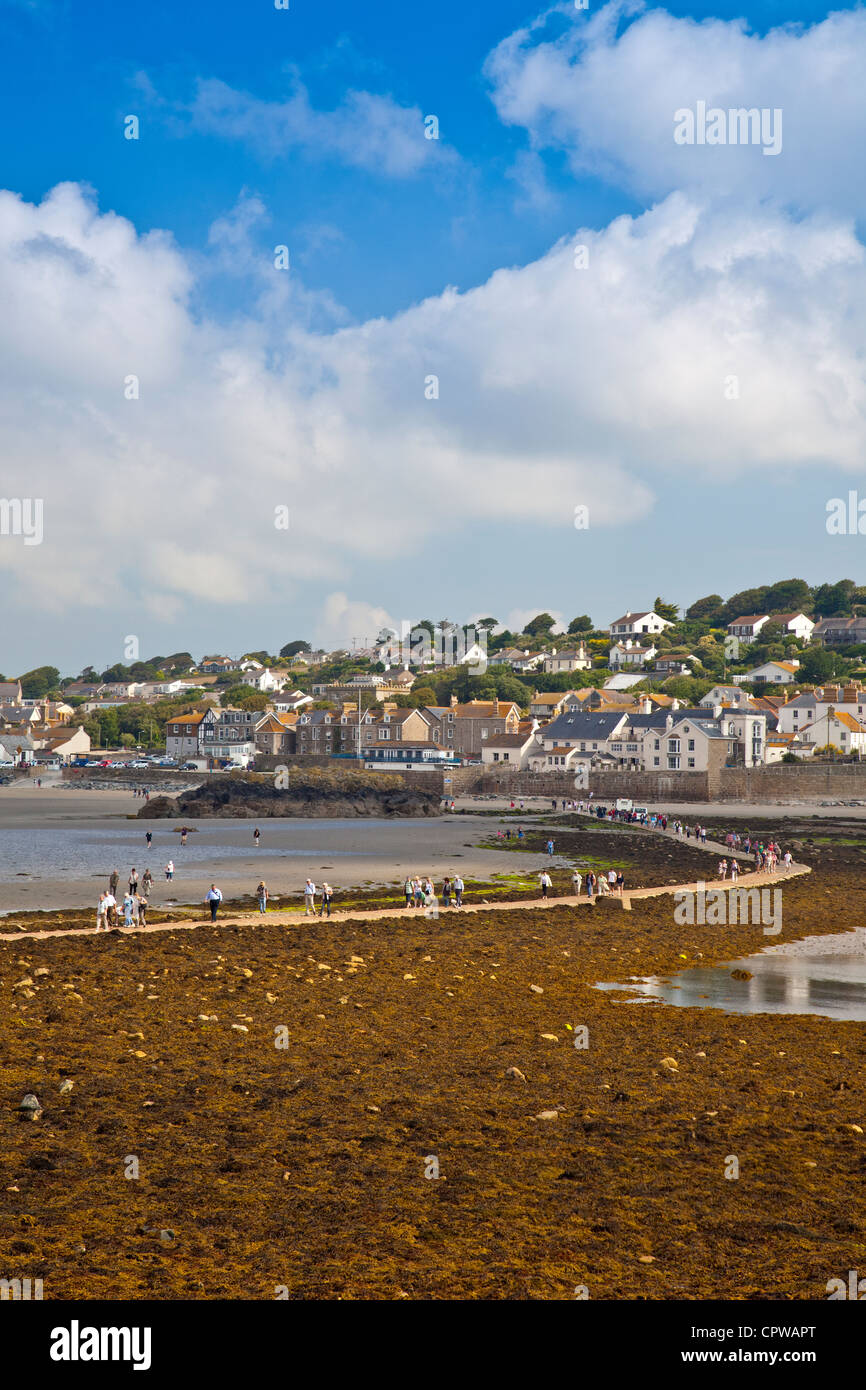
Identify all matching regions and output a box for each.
[596,936,866,1021]
[0,824,361,881]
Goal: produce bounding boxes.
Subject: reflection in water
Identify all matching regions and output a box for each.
[596,946,866,1021]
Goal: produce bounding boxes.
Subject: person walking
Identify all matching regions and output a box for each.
[253,828,261,847]
[783,850,793,873]
[96,892,108,932]
[413,877,424,909]
[546,838,554,856]
[109,869,119,896]
[256,880,269,914]
[145,830,153,848]
[442,876,452,907]
[136,895,147,928]
[571,869,582,896]
[718,859,728,880]
[616,870,625,897]
[304,879,316,915]
[608,869,617,892]
[454,874,464,907]
[730,858,739,882]
[539,870,552,899]
[129,868,139,895]
[403,876,413,908]
[165,860,174,881]
[103,891,117,929]
[586,871,596,899]
[206,884,222,922]
[319,882,333,918]
[123,891,135,927]
[142,869,153,896]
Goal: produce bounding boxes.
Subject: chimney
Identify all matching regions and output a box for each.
[666,714,674,730]
[493,699,500,715]
[450,694,458,708]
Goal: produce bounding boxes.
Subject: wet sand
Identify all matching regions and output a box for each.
[0,784,548,913]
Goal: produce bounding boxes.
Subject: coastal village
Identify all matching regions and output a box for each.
[5,583,866,779]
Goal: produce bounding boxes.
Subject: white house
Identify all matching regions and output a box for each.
[271,690,314,713]
[609,610,675,640]
[799,708,866,756]
[609,640,657,670]
[772,612,815,643]
[776,685,866,736]
[542,645,592,674]
[252,668,286,693]
[726,614,770,644]
[480,725,539,769]
[735,660,800,685]
[700,685,753,710]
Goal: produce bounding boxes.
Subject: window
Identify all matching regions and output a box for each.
[687,739,695,751]
[653,757,660,766]
[492,753,499,762]
[668,739,680,753]
[667,756,680,769]
[481,728,488,739]
[654,739,660,750]
[687,758,695,768]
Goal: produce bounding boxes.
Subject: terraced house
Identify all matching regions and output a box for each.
[165,708,218,760]
[422,697,521,757]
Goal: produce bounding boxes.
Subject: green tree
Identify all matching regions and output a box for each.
[279,640,311,659]
[653,598,679,622]
[686,594,724,625]
[764,578,812,614]
[567,614,594,634]
[19,666,60,699]
[239,693,270,712]
[811,580,856,616]
[798,647,847,682]
[523,612,557,640]
[475,617,499,632]
[221,684,260,706]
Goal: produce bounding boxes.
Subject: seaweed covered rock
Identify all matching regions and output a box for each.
[137,768,441,819]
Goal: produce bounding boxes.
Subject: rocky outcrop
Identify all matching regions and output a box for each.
[137,770,441,819]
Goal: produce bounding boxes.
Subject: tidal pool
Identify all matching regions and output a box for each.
[596,933,866,1021]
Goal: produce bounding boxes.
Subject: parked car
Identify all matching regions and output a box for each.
[128,760,150,768]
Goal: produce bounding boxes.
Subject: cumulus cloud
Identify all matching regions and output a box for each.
[485,2,866,215]
[1,179,865,625]
[318,593,398,649]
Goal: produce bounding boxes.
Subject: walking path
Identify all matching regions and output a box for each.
[0,863,810,944]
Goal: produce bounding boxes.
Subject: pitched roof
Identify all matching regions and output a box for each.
[481,731,536,748]
[827,711,866,732]
[540,711,627,742]
[728,614,770,625]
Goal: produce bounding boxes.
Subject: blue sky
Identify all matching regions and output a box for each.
[1,0,865,673]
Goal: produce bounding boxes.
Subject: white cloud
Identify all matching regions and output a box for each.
[1,179,866,626]
[506,608,567,636]
[318,593,397,649]
[485,2,866,215]
[184,75,452,178]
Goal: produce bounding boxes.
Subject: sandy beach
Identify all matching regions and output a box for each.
[0,782,549,913]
